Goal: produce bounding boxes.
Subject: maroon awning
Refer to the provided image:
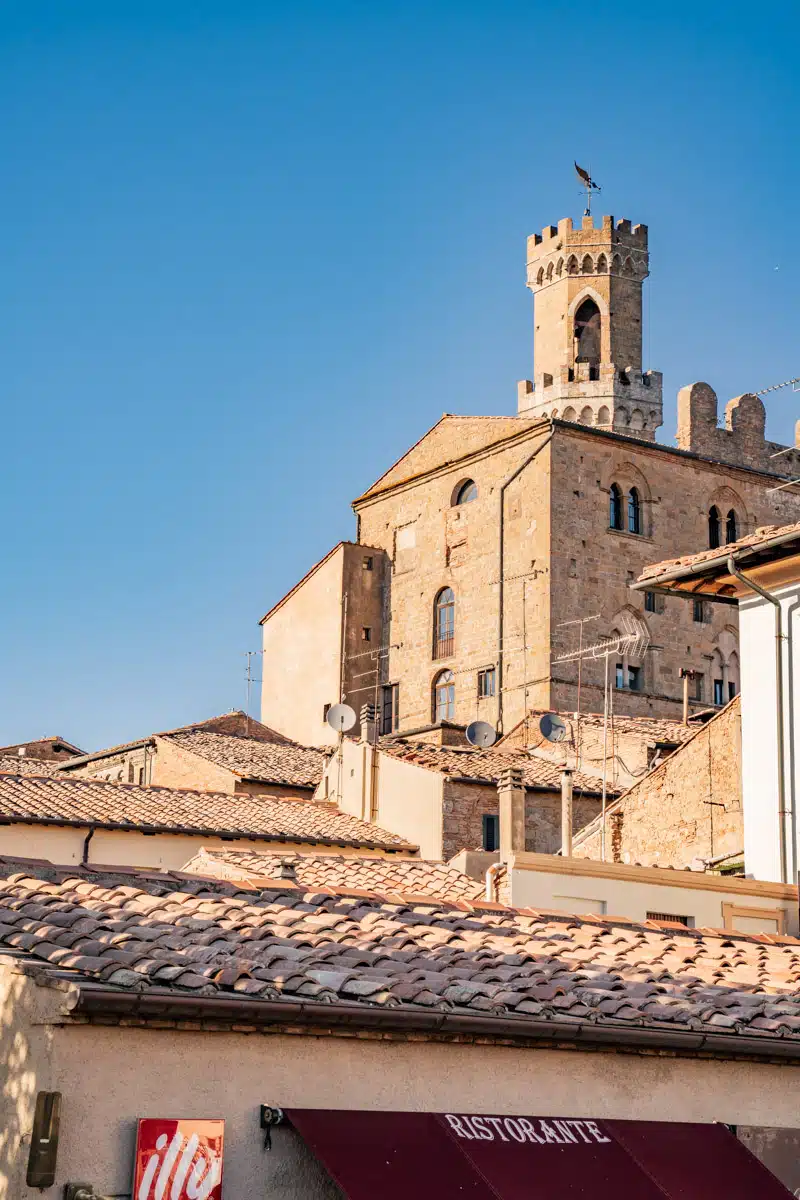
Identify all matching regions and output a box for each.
[286,1109,792,1199]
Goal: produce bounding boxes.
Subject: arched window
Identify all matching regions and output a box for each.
[562,405,577,422]
[609,483,623,530]
[536,267,544,286]
[579,406,593,425]
[628,487,641,535]
[596,253,607,273]
[708,506,721,549]
[555,258,564,277]
[546,262,553,281]
[433,669,455,722]
[581,254,593,274]
[597,405,611,428]
[454,479,477,505]
[567,255,578,275]
[433,588,455,659]
[574,297,601,365]
[726,509,738,544]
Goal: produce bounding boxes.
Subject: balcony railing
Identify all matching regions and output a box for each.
[434,635,454,660]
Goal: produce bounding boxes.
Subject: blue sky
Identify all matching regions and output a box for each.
[1,1,798,750]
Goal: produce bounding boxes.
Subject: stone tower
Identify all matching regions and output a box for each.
[517,215,663,440]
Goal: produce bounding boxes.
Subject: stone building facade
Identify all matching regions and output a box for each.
[260,212,800,746]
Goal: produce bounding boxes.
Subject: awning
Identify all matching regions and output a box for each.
[286,1109,792,1199]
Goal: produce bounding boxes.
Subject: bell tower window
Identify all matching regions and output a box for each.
[574,298,601,366]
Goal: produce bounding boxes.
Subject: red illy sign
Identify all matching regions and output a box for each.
[132,1118,224,1200]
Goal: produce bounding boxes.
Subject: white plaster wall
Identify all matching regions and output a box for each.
[508,858,796,933]
[739,585,800,884]
[7,1018,800,1200]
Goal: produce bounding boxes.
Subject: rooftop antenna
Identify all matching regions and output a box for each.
[575,162,601,218]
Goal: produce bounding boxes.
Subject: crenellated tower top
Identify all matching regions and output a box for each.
[518,215,662,440]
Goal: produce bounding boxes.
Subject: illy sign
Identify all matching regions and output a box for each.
[132,1118,224,1200]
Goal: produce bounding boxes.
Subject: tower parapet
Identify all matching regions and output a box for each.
[519,214,662,440]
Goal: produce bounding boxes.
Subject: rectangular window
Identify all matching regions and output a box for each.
[628,665,642,691]
[361,627,371,642]
[138,767,144,785]
[728,681,737,700]
[362,556,373,570]
[644,591,657,613]
[693,599,705,623]
[482,814,499,853]
[477,667,496,698]
[694,672,704,701]
[380,684,399,735]
[615,663,625,689]
[714,678,724,706]
[323,703,331,723]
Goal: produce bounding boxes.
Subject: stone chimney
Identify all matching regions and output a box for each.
[360,703,378,745]
[497,766,526,862]
[276,859,298,882]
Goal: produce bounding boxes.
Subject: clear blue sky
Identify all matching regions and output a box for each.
[1,1,798,751]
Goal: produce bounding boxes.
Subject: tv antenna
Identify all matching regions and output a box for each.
[553,615,650,861]
[466,720,497,748]
[575,162,601,217]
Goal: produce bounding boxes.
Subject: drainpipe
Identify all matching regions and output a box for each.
[81,826,95,866]
[485,861,505,901]
[727,556,790,885]
[497,423,554,732]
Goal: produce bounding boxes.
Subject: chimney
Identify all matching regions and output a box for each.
[360,703,378,745]
[561,768,574,857]
[276,859,298,882]
[497,766,526,862]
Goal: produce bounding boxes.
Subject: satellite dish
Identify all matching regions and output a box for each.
[326,703,356,733]
[466,720,497,748]
[539,713,567,743]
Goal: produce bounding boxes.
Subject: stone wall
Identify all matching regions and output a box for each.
[676,383,800,479]
[442,780,599,862]
[571,697,742,869]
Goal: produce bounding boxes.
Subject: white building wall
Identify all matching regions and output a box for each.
[739,584,800,884]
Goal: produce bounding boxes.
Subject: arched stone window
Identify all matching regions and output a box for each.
[629,409,645,431]
[726,509,738,544]
[555,258,564,277]
[628,487,641,534]
[609,483,623,530]
[453,479,477,506]
[536,267,544,286]
[623,256,635,276]
[597,405,611,428]
[616,408,629,428]
[596,253,607,273]
[562,405,577,422]
[567,255,579,275]
[433,669,455,722]
[579,406,594,425]
[546,262,553,282]
[708,506,721,549]
[433,588,455,659]
[611,253,622,275]
[574,297,601,365]
[581,254,593,274]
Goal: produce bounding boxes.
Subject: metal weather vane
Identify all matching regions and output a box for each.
[575,162,601,217]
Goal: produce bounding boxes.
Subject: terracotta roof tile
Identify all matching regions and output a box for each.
[638,521,800,582]
[163,731,326,789]
[1,860,799,1046]
[380,741,617,796]
[0,774,413,849]
[0,757,63,777]
[183,848,484,901]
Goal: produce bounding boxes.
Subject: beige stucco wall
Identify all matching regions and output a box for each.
[3,972,800,1200]
[0,824,406,872]
[507,852,798,934]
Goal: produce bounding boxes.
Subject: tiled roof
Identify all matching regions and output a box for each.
[2,859,800,1051]
[380,741,617,797]
[0,736,85,760]
[638,522,800,582]
[504,710,696,750]
[163,730,326,789]
[183,848,485,901]
[0,757,63,777]
[0,774,414,849]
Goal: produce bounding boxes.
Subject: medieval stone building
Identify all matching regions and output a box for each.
[261,213,800,746]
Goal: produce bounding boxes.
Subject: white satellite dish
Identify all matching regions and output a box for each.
[539,713,567,743]
[466,720,497,748]
[326,703,357,733]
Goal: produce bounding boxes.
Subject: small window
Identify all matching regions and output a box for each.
[693,599,705,623]
[362,555,373,570]
[361,627,372,642]
[482,814,499,853]
[615,662,625,689]
[644,590,657,613]
[477,667,496,698]
[433,669,455,722]
[714,678,724,706]
[628,665,642,691]
[138,767,145,785]
[726,509,738,544]
[646,911,691,927]
[609,483,623,530]
[694,673,704,701]
[455,480,478,505]
[728,681,738,700]
[627,487,641,535]
[323,702,332,723]
[708,506,721,550]
[433,588,455,659]
[127,761,134,783]
[380,683,399,735]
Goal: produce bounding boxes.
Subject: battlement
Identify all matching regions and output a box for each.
[528,215,648,262]
[677,383,800,478]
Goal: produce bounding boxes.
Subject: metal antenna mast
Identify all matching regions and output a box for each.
[574,162,601,217]
[556,614,600,769]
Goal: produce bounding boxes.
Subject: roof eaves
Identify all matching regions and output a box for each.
[632,527,800,591]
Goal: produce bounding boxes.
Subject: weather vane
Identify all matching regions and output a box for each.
[575,162,601,217]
